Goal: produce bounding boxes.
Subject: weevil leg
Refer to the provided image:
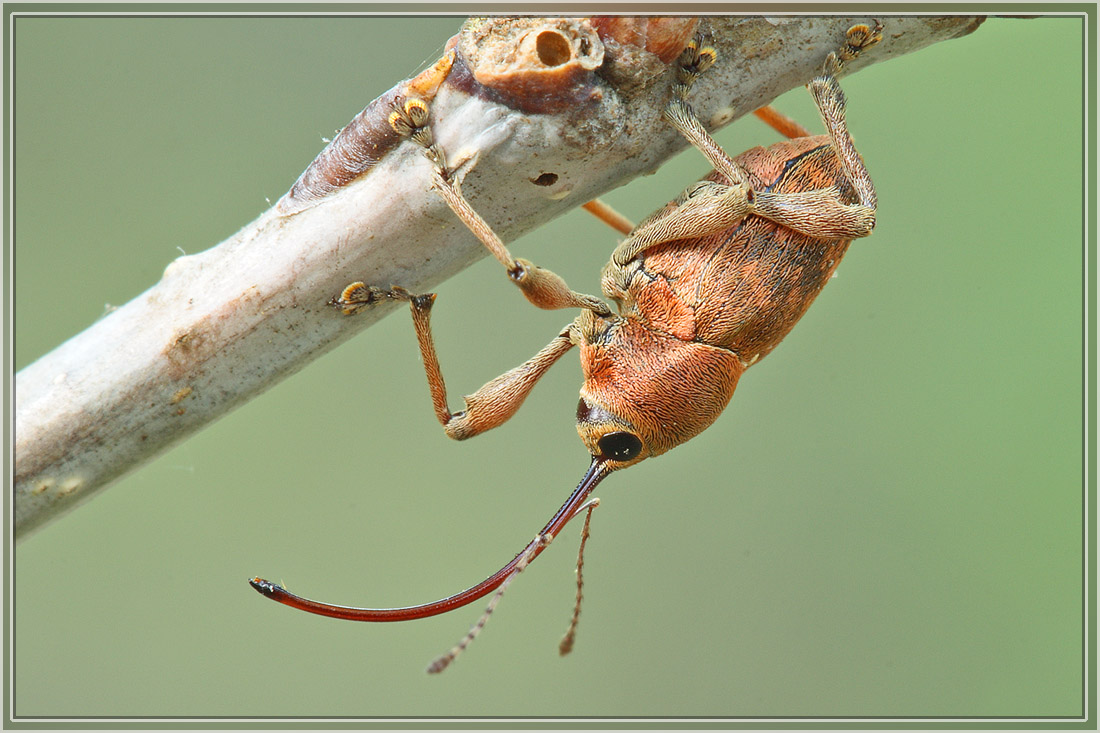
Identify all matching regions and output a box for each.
[679,25,880,243]
[752,186,875,240]
[838,21,884,65]
[760,22,882,219]
[605,37,766,266]
[581,199,634,235]
[389,97,611,318]
[806,51,877,210]
[749,40,881,239]
[751,24,882,145]
[333,282,577,441]
[753,105,811,139]
[609,180,753,266]
[663,37,750,188]
[627,26,880,256]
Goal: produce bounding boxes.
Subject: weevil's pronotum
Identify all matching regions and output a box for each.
[251,21,882,670]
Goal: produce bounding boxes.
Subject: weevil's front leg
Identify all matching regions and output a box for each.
[390,98,610,318]
[334,283,576,441]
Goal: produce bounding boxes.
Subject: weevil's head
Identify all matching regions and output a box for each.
[574,315,744,471]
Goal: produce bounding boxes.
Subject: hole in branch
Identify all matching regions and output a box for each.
[536,31,572,67]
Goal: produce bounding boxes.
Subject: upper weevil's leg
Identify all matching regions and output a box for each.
[749,22,882,240]
[750,23,880,145]
[609,36,758,266]
[581,199,635,236]
[753,105,812,140]
[838,21,884,65]
[610,180,754,266]
[662,37,751,188]
[389,97,610,318]
[808,22,883,211]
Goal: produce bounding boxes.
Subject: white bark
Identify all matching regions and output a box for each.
[13,15,983,539]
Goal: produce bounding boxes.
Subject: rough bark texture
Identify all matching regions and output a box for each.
[13,16,984,539]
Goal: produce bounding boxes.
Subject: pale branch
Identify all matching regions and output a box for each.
[13,16,983,540]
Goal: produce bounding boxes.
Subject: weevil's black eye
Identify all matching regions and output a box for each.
[597,431,643,461]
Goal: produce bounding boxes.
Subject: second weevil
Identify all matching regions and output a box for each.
[252,23,882,667]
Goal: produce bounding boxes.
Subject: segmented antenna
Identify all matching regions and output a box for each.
[426,533,551,674]
[559,498,600,656]
[426,496,602,672]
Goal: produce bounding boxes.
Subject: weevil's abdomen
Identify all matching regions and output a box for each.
[630,136,857,364]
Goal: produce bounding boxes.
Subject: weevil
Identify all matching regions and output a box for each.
[252,23,882,670]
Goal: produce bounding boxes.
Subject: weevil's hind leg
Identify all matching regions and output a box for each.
[799,21,881,212]
[389,98,610,318]
[754,17,889,147]
[807,51,878,210]
[753,76,876,238]
[752,186,875,240]
[753,105,811,139]
[742,24,882,240]
[333,283,576,442]
[581,199,634,236]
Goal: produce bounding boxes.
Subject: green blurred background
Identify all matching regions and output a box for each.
[12,14,1085,718]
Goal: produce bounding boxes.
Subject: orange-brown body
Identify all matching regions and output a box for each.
[577,135,856,460]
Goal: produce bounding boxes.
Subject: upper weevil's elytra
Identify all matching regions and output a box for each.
[252,21,883,672]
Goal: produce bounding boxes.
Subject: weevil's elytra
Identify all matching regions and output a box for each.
[253,22,883,669]
[622,137,859,361]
